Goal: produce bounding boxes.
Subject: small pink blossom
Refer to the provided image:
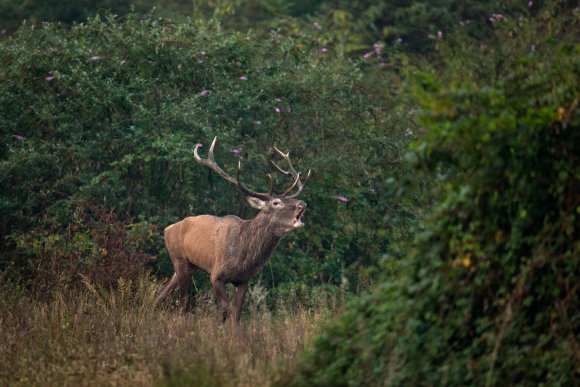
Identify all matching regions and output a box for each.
[373,43,383,55]
[363,51,374,59]
[489,13,507,23]
[45,75,54,81]
[274,107,281,113]
[89,56,99,61]
[321,47,328,53]
[437,31,443,39]
[396,37,403,43]
[239,75,248,81]
[335,195,349,203]
[13,134,25,141]
[528,1,533,7]
[231,147,241,158]
[200,51,207,56]
[198,89,209,97]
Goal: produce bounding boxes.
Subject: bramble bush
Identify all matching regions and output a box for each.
[0,14,424,295]
[287,7,579,386]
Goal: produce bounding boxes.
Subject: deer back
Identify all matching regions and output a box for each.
[164,214,244,274]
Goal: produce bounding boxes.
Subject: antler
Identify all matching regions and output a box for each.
[271,147,311,198]
[194,137,272,200]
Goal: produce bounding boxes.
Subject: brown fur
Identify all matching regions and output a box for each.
[156,196,307,322]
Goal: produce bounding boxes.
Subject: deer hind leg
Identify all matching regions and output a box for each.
[176,264,195,313]
[155,260,195,311]
[232,282,249,323]
[211,278,230,323]
[155,273,179,306]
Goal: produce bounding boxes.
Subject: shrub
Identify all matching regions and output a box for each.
[288,7,579,386]
[0,14,423,293]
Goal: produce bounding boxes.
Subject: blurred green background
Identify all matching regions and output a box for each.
[0,0,578,384]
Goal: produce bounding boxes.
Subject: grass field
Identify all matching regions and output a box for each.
[0,276,339,386]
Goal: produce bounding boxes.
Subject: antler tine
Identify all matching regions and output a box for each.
[271,160,290,175]
[194,137,271,200]
[271,146,310,197]
[282,172,301,196]
[208,136,217,161]
[288,169,311,198]
[266,173,275,195]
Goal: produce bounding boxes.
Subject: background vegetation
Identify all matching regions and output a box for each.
[0,0,578,385]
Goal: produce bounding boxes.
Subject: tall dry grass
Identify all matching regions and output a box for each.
[0,275,339,386]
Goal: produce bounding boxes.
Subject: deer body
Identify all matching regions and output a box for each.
[156,138,310,322]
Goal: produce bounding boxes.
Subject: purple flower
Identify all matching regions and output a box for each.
[437,31,443,39]
[274,107,281,113]
[13,134,25,141]
[373,43,383,55]
[198,89,209,97]
[528,1,533,7]
[363,51,374,59]
[321,47,328,53]
[335,195,349,203]
[45,75,54,81]
[89,56,99,61]
[396,37,403,44]
[239,75,248,81]
[489,13,507,23]
[231,147,241,158]
[1,29,7,35]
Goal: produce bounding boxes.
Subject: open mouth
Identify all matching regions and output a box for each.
[293,207,306,228]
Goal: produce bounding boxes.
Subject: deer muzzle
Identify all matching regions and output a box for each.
[293,202,307,228]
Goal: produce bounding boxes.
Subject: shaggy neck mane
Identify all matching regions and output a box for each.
[239,212,284,268]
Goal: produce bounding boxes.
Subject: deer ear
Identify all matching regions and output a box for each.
[246,196,267,209]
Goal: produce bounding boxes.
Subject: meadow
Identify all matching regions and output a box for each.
[0,275,339,386]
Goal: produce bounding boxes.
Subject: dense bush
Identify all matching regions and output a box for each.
[0,14,424,293]
[288,8,579,386]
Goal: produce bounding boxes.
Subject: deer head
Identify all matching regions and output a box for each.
[193,137,311,235]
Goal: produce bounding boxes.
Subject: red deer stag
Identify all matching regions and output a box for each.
[156,137,310,322]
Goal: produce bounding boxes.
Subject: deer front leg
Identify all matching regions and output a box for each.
[232,282,249,323]
[211,278,229,322]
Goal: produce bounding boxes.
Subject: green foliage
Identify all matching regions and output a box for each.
[288,7,579,386]
[0,14,422,292]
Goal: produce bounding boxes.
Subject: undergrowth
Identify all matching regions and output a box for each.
[0,274,339,386]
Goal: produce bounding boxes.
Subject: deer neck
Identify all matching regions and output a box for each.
[241,213,284,267]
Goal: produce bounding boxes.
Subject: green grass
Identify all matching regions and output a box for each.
[0,276,338,386]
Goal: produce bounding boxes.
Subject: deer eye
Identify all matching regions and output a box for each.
[272,200,283,207]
